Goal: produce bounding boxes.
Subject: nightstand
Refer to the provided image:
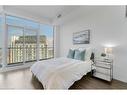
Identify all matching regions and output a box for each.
[91,57,113,82]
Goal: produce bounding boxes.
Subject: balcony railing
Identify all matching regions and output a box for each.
[7,46,54,64]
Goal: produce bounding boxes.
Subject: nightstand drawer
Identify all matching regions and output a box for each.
[94,62,111,68]
[95,67,111,75]
[93,72,111,81]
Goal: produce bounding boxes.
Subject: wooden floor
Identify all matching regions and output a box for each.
[0,68,127,89]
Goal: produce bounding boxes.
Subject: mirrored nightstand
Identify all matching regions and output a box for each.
[91,57,113,82]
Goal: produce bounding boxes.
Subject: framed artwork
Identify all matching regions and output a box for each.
[73,30,90,44]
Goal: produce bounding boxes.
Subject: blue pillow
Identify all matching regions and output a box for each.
[74,50,86,61]
[67,49,75,59]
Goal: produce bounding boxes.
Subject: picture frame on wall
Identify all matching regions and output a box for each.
[73,29,90,44]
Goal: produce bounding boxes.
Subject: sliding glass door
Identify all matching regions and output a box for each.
[24,29,37,62]
[6,15,39,65]
[0,14,54,67]
[39,24,54,60]
[7,26,38,64]
[7,26,24,64]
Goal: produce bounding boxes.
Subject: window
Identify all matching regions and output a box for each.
[7,26,24,64]
[6,15,39,65]
[24,29,37,62]
[39,24,54,60]
[1,15,54,66]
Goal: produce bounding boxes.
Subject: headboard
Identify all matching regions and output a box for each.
[90,52,94,62]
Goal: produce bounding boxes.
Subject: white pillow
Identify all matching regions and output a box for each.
[85,48,92,60]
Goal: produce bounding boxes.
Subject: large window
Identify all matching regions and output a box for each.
[2,15,54,66]
[39,24,54,60]
[6,15,39,65]
[7,26,24,64]
[24,29,37,62]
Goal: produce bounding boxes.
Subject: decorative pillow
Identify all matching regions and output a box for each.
[74,49,86,61]
[67,49,75,59]
[78,48,92,60]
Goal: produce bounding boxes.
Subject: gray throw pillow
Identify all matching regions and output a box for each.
[74,49,86,61]
[67,49,75,59]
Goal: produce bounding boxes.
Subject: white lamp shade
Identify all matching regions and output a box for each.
[104,47,112,54]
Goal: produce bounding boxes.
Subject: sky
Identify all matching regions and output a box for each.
[0,15,53,47]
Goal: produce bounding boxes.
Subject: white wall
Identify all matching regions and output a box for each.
[58,6,127,82]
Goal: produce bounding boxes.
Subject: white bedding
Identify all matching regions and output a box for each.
[30,57,93,89]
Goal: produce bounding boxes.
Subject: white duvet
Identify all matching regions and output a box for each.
[30,57,92,89]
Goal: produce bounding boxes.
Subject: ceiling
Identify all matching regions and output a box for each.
[4,6,80,21]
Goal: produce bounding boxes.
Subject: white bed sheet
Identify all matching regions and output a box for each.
[30,57,93,89]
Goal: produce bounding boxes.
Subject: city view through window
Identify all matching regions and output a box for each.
[0,15,54,65]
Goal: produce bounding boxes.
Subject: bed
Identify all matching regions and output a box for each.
[30,48,94,89]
